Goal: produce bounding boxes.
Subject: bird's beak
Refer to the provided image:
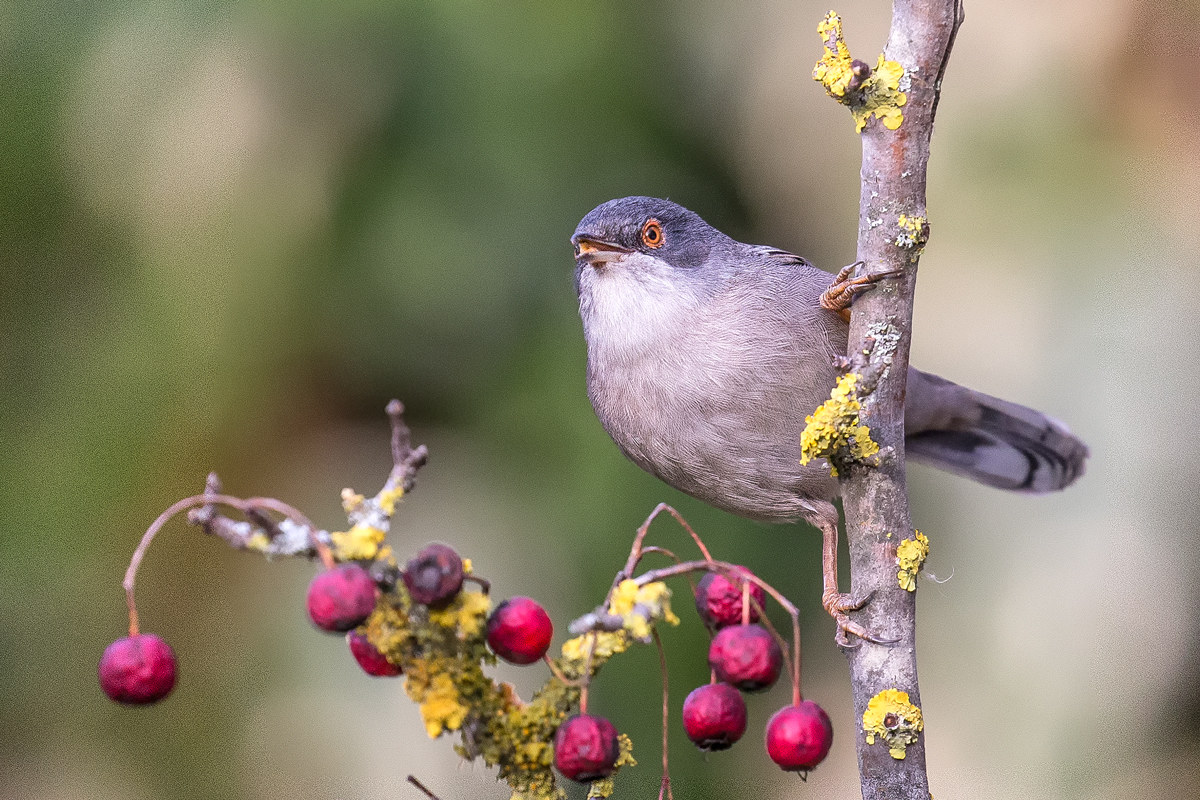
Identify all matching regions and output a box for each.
[572,235,631,266]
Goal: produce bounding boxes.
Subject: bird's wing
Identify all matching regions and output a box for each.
[749,246,818,271]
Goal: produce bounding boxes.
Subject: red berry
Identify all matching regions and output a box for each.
[765,701,834,772]
[682,683,747,751]
[487,596,554,665]
[694,566,766,628]
[307,563,378,632]
[708,624,783,692]
[98,633,177,705]
[347,630,402,677]
[402,543,464,608]
[554,713,620,782]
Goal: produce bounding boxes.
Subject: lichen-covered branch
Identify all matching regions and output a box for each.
[185,400,430,564]
[110,394,844,796]
[811,4,963,799]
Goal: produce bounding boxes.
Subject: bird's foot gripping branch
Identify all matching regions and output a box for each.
[101,403,842,800]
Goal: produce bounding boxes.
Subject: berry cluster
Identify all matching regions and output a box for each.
[98,402,839,799]
[680,564,833,773]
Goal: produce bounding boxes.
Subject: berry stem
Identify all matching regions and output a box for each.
[123,492,334,636]
[463,574,491,594]
[638,545,680,562]
[578,632,598,713]
[741,580,751,626]
[619,503,713,583]
[652,629,672,800]
[604,504,712,613]
[745,593,802,705]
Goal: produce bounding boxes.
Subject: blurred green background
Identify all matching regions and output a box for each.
[3,0,1199,798]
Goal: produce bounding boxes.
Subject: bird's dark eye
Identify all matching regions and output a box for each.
[641,218,664,248]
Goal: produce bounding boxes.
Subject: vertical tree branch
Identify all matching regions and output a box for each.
[831,2,963,799]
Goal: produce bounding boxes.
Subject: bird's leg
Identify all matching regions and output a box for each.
[820,261,903,321]
[818,516,895,646]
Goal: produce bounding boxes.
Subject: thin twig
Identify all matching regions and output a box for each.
[406,775,443,800]
[385,399,429,495]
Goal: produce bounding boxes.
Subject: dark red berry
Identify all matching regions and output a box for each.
[694,566,766,628]
[682,683,747,751]
[554,713,620,782]
[707,624,783,692]
[402,543,464,608]
[347,630,402,677]
[307,563,378,632]
[765,701,834,772]
[487,596,553,665]
[98,633,177,705]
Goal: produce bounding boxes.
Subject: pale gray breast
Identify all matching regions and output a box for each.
[581,258,846,522]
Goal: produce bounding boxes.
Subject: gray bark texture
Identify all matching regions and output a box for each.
[837,2,963,799]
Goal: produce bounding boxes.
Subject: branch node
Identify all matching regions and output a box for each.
[813,11,909,132]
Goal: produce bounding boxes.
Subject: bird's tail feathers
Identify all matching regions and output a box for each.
[904,371,1088,493]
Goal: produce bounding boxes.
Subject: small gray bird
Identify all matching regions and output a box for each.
[571,196,1088,637]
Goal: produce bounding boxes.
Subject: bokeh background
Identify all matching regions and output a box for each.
[4,0,1199,798]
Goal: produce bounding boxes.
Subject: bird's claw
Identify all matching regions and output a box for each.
[820,261,904,314]
[822,589,899,646]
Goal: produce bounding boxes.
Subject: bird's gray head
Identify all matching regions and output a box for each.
[571,197,738,356]
[570,197,730,288]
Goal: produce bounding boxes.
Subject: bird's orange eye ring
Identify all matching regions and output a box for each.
[641,218,664,248]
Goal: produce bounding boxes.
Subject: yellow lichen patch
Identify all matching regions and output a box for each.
[429,590,492,638]
[607,580,679,642]
[493,705,566,773]
[363,603,412,665]
[243,530,271,553]
[859,54,907,133]
[863,688,924,759]
[377,484,405,515]
[559,581,679,674]
[812,12,907,133]
[813,11,854,97]
[483,673,582,800]
[608,579,640,617]
[897,531,930,592]
[895,214,929,252]
[403,655,476,738]
[417,671,471,738]
[329,522,386,561]
[560,630,630,665]
[800,373,880,475]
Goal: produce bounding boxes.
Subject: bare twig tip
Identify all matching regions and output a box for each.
[406,775,443,800]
